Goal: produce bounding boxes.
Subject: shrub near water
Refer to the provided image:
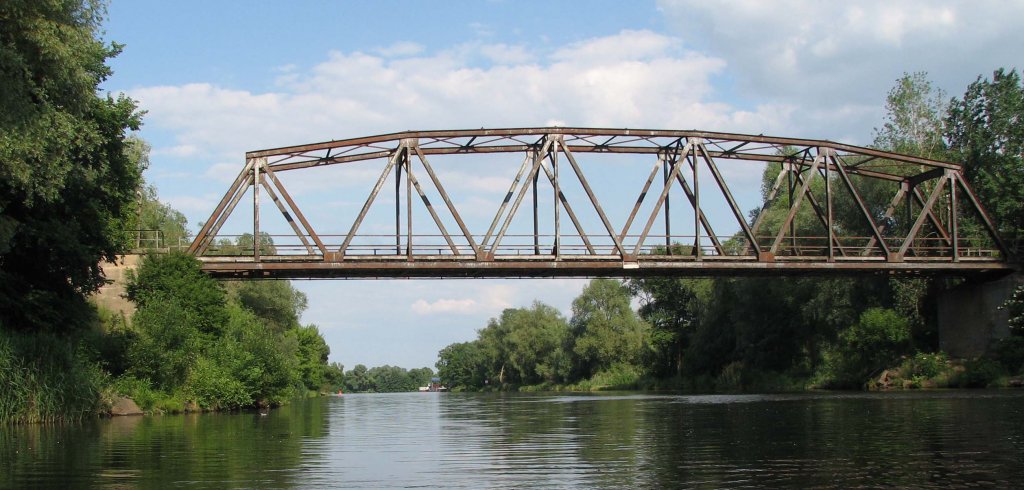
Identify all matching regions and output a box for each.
[117,252,311,411]
[819,308,911,388]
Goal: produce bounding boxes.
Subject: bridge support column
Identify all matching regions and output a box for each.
[93,254,142,319]
[938,273,1022,357]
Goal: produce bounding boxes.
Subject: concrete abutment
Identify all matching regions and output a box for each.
[938,272,1022,357]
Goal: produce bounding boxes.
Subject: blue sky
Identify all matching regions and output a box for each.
[100,1,1024,369]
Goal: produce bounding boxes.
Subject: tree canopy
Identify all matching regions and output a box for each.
[0,0,143,330]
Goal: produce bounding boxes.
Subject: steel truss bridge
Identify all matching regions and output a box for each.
[189,127,1013,279]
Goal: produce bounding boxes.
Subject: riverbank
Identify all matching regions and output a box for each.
[478,353,1024,394]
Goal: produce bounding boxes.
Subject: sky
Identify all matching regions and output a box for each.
[100,0,1024,369]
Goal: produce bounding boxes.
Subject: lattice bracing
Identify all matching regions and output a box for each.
[189,127,1012,278]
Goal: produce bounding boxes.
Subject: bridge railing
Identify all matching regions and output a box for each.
[197,233,1003,261]
[127,230,192,254]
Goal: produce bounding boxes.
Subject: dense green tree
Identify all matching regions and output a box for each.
[568,279,649,379]
[436,341,488,389]
[0,0,143,331]
[479,302,570,385]
[129,138,189,250]
[187,303,299,409]
[821,308,912,387]
[344,364,370,393]
[628,272,707,377]
[226,280,308,333]
[367,365,415,392]
[407,367,435,388]
[121,251,329,409]
[947,68,1024,246]
[323,362,345,390]
[289,324,330,390]
[126,252,229,335]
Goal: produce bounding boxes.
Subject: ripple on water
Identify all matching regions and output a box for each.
[2,391,1023,488]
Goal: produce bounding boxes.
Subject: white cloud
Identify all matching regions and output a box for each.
[410,284,515,315]
[374,41,425,58]
[152,144,199,157]
[551,29,681,63]
[133,28,810,238]
[657,0,1024,139]
[411,298,478,314]
[132,29,789,165]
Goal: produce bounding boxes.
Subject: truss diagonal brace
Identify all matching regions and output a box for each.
[481,152,533,251]
[489,138,554,257]
[413,146,479,256]
[262,165,327,255]
[954,172,1011,257]
[671,148,724,255]
[770,154,823,255]
[832,155,891,258]
[791,161,848,257]
[339,145,403,256]
[696,143,760,255]
[537,157,597,255]
[619,155,664,244]
[632,142,693,257]
[898,172,950,257]
[190,158,255,255]
[561,142,626,257]
[260,178,314,254]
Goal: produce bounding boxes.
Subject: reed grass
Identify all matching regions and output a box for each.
[0,330,105,424]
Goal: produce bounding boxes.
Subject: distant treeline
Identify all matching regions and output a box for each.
[337,365,435,393]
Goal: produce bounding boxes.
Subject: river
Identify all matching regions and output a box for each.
[2,391,1023,488]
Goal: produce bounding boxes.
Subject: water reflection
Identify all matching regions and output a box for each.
[1,391,1022,488]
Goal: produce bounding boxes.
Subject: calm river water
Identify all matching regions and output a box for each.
[2,391,1023,488]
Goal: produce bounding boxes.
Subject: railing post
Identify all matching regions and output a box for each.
[253,157,263,263]
[690,137,702,260]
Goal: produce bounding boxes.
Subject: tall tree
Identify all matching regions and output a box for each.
[0,0,143,330]
[874,72,948,160]
[568,279,649,379]
[946,68,1024,246]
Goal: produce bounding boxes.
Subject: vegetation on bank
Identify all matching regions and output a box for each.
[436,70,1024,394]
[108,252,343,412]
[0,0,345,423]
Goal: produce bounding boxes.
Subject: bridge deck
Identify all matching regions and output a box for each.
[198,255,1014,279]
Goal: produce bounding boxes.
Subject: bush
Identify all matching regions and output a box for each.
[993,337,1024,375]
[185,357,252,410]
[109,375,185,413]
[954,358,1004,388]
[902,352,949,380]
[818,308,911,388]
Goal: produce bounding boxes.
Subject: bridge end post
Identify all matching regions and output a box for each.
[938,272,1022,357]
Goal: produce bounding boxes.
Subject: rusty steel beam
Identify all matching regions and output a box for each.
[198,256,1014,280]
[247,127,962,171]
[266,144,913,183]
[189,127,1011,279]
[261,165,327,254]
